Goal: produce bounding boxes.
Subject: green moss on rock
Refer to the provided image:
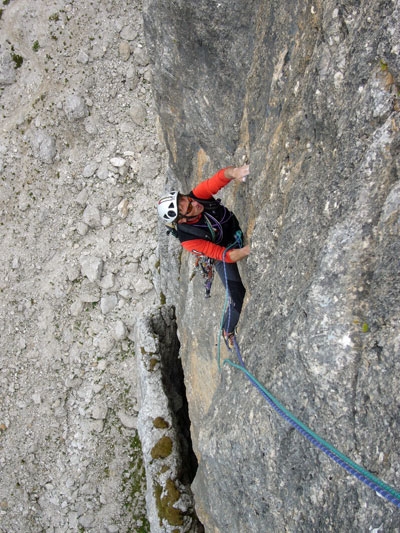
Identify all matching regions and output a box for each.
[149,357,158,371]
[154,479,183,527]
[122,433,150,532]
[151,436,173,459]
[153,416,170,429]
[12,53,23,68]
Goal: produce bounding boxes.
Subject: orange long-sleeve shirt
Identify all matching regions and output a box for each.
[179,168,236,262]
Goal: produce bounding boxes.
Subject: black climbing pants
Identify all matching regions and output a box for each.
[215,260,246,334]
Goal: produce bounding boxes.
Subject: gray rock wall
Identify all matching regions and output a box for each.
[144,0,400,530]
[135,306,204,532]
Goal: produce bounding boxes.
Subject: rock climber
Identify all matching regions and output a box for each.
[157,164,250,350]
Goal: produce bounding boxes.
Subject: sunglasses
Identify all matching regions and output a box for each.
[178,197,193,219]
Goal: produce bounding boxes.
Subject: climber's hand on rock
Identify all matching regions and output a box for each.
[225,164,250,182]
[228,245,250,263]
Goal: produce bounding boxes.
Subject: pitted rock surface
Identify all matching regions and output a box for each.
[144,0,400,531]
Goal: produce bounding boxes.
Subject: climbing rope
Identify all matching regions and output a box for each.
[216,244,400,509]
[217,234,242,368]
[226,344,400,508]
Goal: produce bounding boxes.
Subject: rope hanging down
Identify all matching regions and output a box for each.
[216,234,243,364]
[217,243,400,509]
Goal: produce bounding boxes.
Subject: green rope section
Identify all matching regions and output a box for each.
[215,241,400,507]
[223,357,400,502]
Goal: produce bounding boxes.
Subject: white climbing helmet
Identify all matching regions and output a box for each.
[157,190,179,223]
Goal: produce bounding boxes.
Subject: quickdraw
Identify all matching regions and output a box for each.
[190,256,215,298]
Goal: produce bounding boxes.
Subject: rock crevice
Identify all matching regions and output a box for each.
[135,305,204,532]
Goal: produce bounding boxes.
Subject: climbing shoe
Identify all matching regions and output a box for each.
[223,330,235,351]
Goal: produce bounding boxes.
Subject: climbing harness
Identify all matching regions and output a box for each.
[190,256,215,298]
[217,245,400,510]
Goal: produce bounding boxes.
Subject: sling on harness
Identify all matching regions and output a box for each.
[190,256,215,298]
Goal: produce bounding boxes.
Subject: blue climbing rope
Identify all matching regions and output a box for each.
[217,244,400,509]
[227,344,400,508]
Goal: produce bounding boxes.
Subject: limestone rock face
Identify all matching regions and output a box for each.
[135,306,204,533]
[144,0,400,530]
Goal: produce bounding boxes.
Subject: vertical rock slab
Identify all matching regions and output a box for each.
[135,306,204,532]
[143,0,256,184]
[144,0,400,530]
